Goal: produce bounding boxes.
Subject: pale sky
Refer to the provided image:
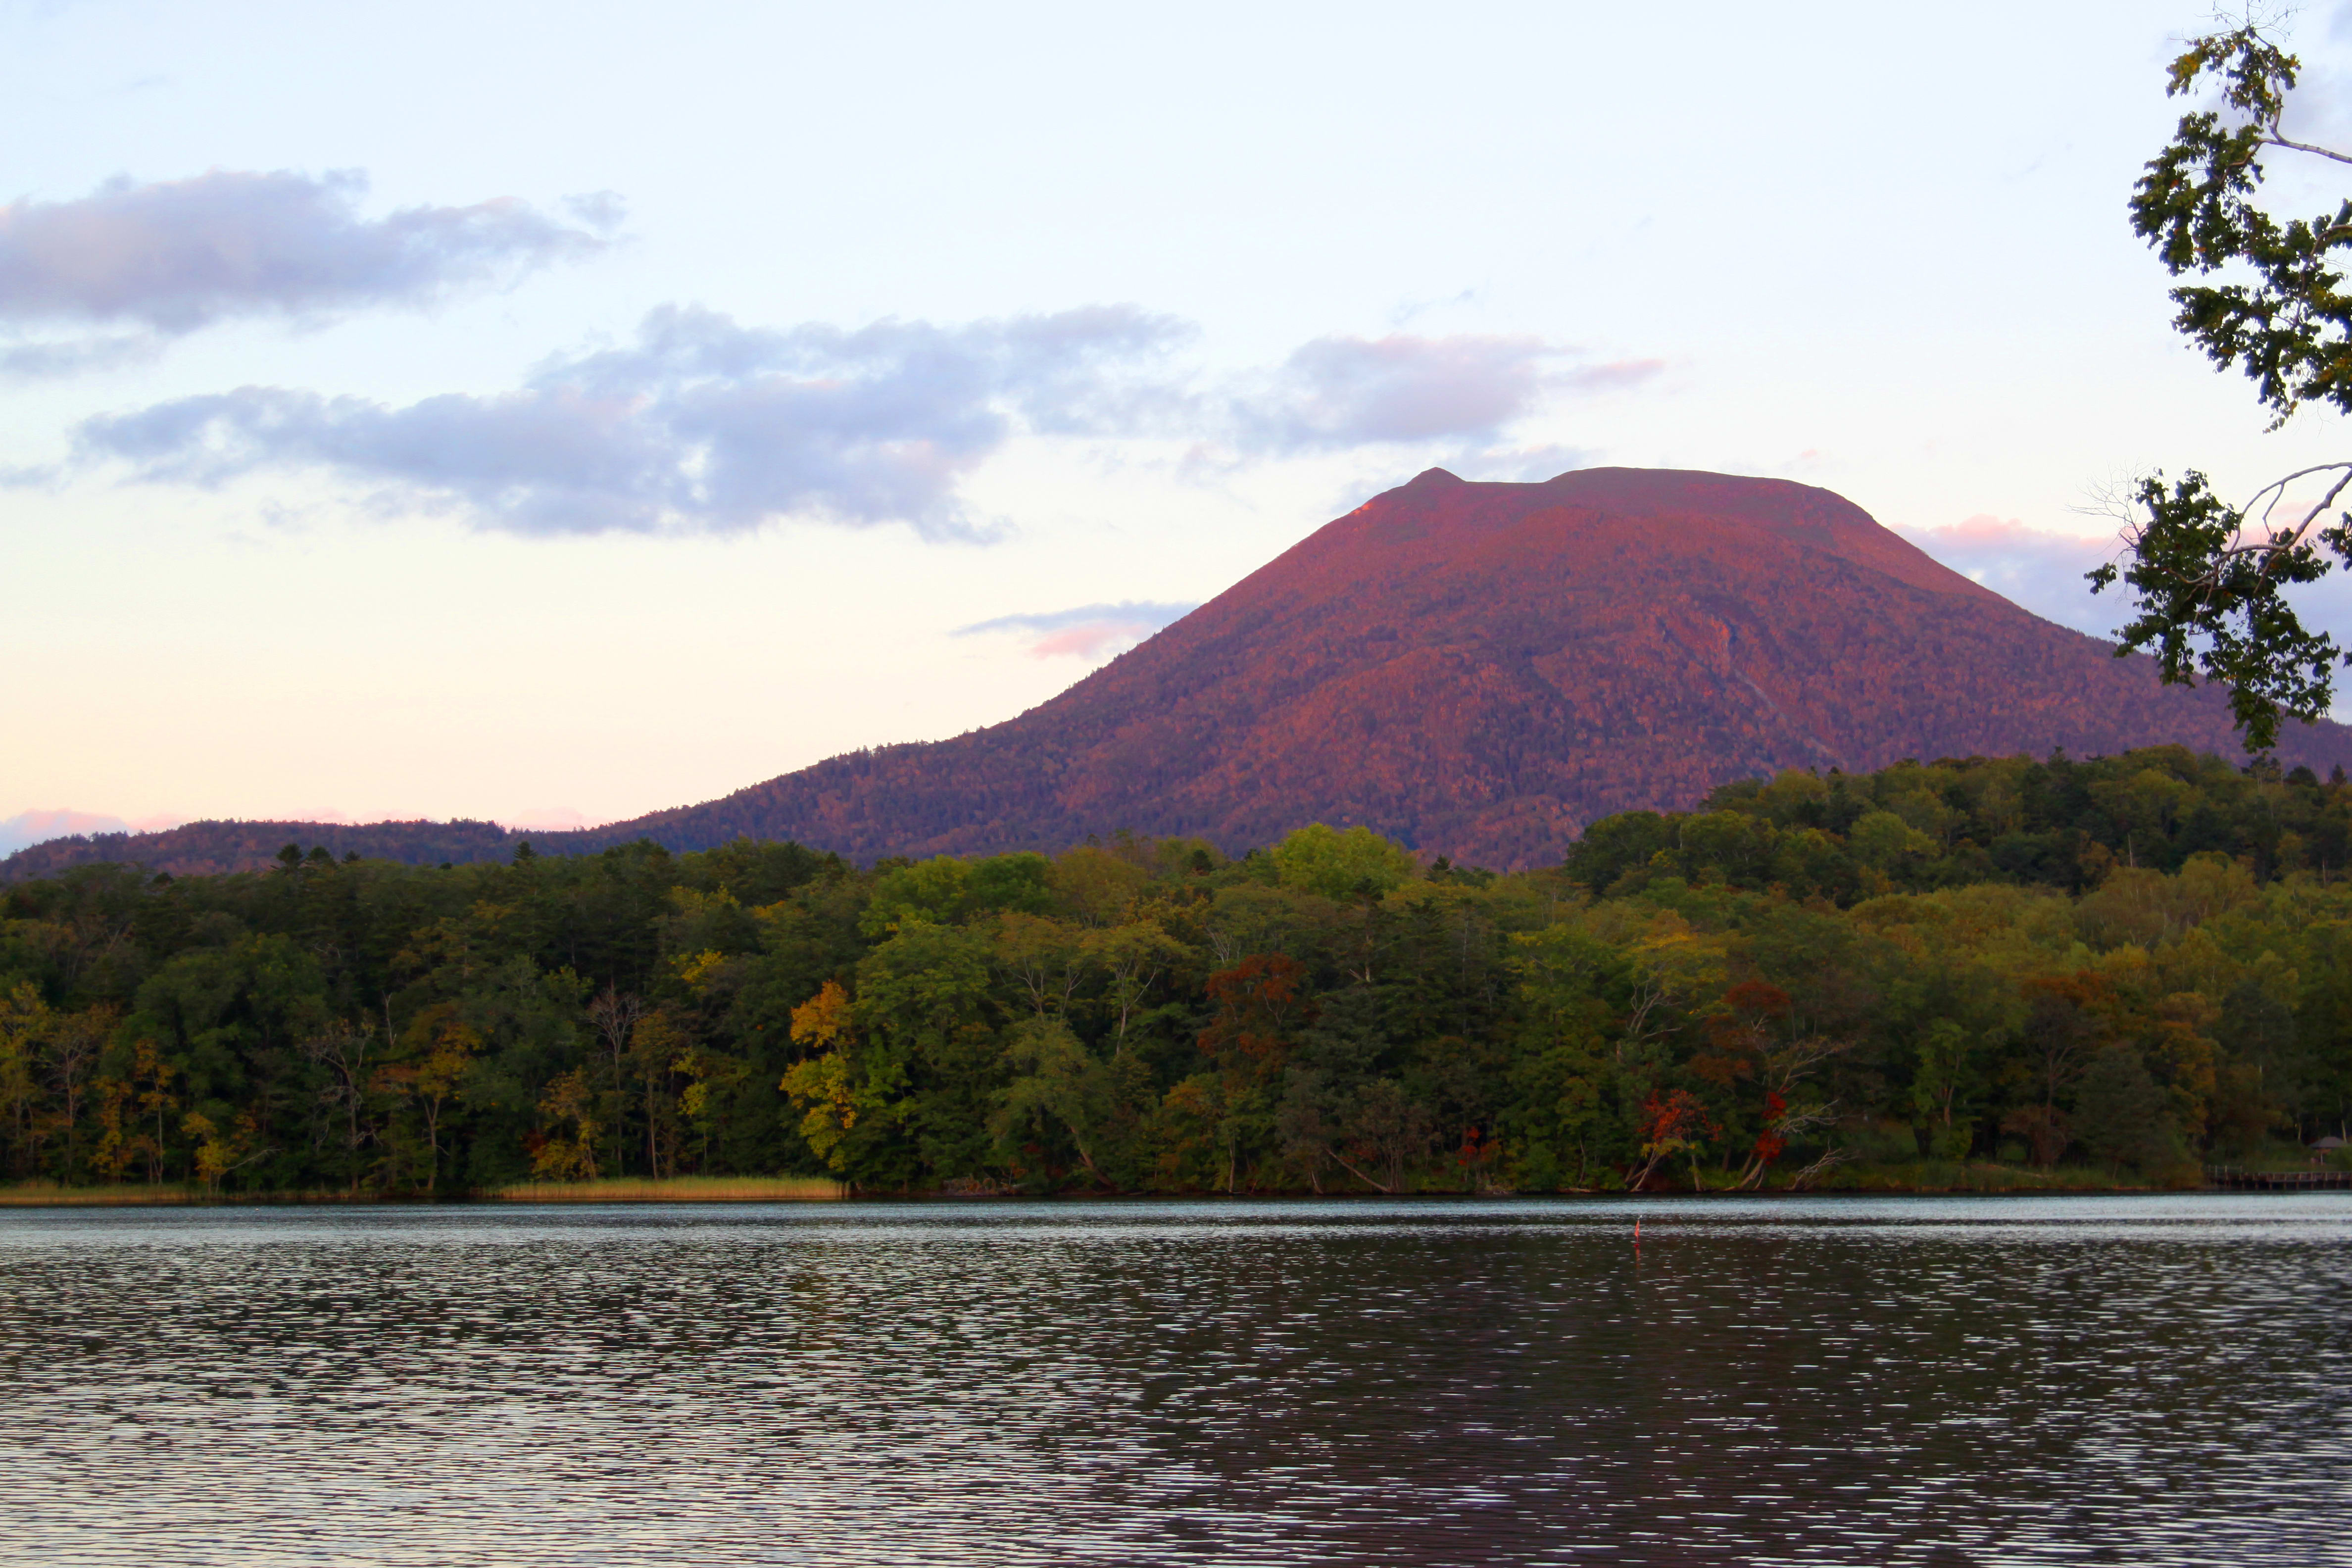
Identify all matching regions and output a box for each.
[6,0,2352,848]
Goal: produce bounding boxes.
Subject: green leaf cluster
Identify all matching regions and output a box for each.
[2106,19,2352,741]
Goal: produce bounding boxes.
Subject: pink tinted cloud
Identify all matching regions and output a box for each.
[0,806,185,856]
[1905,508,2352,663]
[1896,514,2119,634]
[956,599,1197,660]
[1027,619,1159,659]
[1564,357,1666,391]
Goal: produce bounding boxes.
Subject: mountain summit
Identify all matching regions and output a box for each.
[13,467,2352,877]
[562,466,2352,868]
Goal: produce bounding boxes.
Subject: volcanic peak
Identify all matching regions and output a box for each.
[8,466,2349,878]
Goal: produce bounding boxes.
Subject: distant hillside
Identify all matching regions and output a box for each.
[12,465,2352,878]
[0,819,520,880]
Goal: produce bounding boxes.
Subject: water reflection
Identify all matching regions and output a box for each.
[1,1196,2345,1565]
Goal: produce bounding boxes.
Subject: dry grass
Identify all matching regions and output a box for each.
[0,1175,846,1207]
[0,1182,393,1206]
[0,1180,203,1206]
[489,1175,845,1203]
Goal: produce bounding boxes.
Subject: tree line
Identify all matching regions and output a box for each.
[1,745,2348,1196]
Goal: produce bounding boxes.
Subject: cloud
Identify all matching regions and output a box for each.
[0,807,183,856]
[1897,514,2124,634]
[1232,333,1660,454]
[0,334,158,376]
[560,191,628,232]
[62,310,1661,538]
[955,599,1198,658]
[70,303,1195,539]
[1448,441,1595,483]
[1908,503,2352,666]
[0,169,614,362]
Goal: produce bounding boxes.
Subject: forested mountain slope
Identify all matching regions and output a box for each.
[4,750,2349,1198]
[13,466,2352,878]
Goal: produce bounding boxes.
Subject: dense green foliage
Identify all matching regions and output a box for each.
[2099,20,2352,744]
[3,748,2350,1197]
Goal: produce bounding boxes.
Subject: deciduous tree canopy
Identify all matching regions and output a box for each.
[3,748,2349,1197]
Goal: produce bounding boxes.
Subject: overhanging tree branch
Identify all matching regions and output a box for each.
[2103,16,2352,747]
[2262,134,2352,168]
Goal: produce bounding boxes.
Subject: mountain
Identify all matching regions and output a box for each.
[12,466,2352,879]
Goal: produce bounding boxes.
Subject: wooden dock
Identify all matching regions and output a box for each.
[2205,1167,2352,1191]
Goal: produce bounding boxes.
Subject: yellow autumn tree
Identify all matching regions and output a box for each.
[781,981,866,1169]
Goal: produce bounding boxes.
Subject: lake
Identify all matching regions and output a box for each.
[1,1196,2346,1566]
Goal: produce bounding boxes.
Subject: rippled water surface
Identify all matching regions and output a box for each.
[2,1196,2348,1566]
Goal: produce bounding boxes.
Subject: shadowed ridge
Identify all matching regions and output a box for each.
[9,465,2350,878]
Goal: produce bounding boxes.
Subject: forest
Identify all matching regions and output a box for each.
[2,744,2349,1198]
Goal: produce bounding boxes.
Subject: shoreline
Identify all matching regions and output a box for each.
[4,1164,2326,1208]
[0,1175,848,1208]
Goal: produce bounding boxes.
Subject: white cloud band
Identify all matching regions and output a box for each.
[0,169,614,361]
[59,308,1658,539]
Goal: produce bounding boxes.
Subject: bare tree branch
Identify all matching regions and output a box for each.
[2260,135,2352,167]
